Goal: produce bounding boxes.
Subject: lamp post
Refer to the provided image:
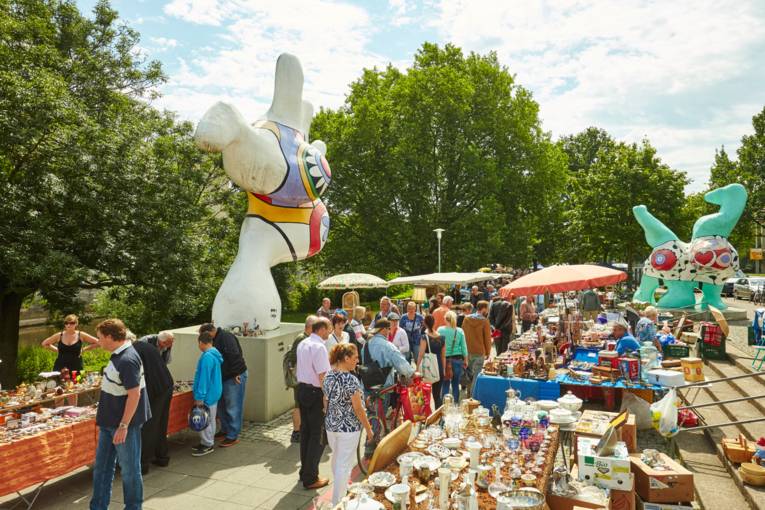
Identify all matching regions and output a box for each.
[434,228,445,273]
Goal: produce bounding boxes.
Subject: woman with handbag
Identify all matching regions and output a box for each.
[323,343,373,505]
[417,314,446,409]
[437,311,468,402]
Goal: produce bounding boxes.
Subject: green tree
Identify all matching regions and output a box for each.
[0,0,238,386]
[707,108,765,254]
[560,134,688,267]
[311,43,567,275]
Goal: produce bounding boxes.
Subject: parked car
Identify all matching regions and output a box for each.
[733,277,765,300]
[722,277,739,297]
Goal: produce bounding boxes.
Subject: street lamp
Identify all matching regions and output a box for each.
[434,228,445,273]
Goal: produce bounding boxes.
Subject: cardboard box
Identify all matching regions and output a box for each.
[610,489,636,510]
[575,410,638,453]
[578,436,634,490]
[630,453,694,503]
[636,495,693,510]
[551,468,635,510]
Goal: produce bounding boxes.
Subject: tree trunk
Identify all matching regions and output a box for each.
[0,291,23,388]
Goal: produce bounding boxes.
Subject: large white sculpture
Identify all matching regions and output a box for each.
[194,54,331,330]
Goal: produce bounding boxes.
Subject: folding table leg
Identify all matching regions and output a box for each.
[9,480,47,510]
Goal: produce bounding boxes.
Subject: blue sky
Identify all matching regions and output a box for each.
[75,0,765,192]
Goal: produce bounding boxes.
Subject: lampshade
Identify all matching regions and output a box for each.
[411,287,428,302]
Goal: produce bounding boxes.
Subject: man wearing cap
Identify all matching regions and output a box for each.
[613,318,640,356]
[363,318,414,387]
[296,317,332,489]
[387,312,410,356]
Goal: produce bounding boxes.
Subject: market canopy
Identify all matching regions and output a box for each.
[387,272,505,286]
[498,264,627,297]
[317,273,389,289]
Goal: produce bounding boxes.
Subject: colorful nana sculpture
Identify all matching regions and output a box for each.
[633,183,747,310]
[194,54,331,330]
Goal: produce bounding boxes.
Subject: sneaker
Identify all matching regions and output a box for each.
[290,431,300,443]
[219,437,239,448]
[191,444,214,457]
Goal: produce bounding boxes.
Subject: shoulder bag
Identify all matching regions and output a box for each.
[444,330,457,381]
[420,335,440,384]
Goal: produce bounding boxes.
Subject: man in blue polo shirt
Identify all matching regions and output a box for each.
[90,319,151,510]
[614,318,640,356]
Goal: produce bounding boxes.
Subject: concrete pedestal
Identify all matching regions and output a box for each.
[167,323,303,423]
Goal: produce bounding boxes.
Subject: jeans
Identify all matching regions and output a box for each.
[326,430,360,505]
[141,387,172,469]
[467,355,485,397]
[443,359,464,403]
[409,340,420,364]
[219,370,247,440]
[90,425,143,510]
[298,384,326,486]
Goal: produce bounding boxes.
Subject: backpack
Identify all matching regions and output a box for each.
[358,341,391,389]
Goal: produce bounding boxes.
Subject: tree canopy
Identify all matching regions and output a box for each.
[311,43,568,276]
[0,0,239,385]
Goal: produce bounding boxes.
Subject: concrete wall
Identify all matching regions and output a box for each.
[168,323,303,423]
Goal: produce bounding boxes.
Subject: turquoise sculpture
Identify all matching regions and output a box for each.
[633,183,748,310]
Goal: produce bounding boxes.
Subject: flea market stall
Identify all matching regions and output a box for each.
[0,375,194,502]
[342,393,696,510]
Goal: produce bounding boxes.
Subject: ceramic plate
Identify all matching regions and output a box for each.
[442,437,461,449]
[397,451,424,465]
[384,484,411,504]
[368,471,395,488]
[427,443,451,459]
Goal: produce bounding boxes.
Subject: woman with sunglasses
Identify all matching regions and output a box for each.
[41,314,100,373]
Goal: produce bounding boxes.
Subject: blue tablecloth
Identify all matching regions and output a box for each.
[554,372,664,391]
[472,374,561,415]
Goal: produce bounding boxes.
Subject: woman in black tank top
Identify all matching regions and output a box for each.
[41,314,100,372]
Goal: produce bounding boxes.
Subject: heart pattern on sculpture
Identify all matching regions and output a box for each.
[693,250,715,266]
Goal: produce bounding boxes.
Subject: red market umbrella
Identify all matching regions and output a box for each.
[498,264,627,298]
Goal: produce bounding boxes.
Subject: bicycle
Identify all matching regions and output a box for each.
[356,379,410,474]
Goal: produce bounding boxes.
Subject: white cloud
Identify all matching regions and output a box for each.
[150,36,179,51]
[388,0,413,26]
[161,0,389,126]
[163,0,228,26]
[430,0,765,190]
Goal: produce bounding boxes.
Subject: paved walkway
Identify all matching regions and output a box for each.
[0,414,333,510]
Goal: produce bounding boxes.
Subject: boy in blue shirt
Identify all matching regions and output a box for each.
[192,333,223,456]
[614,318,640,356]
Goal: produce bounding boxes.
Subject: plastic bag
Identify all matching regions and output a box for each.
[650,388,679,437]
[619,391,653,430]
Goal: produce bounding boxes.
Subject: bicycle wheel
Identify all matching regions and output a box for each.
[357,415,382,475]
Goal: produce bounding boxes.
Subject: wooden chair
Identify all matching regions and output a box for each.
[367,420,413,474]
[342,291,359,314]
[425,405,443,427]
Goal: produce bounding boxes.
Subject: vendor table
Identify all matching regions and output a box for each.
[364,422,560,509]
[0,390,193,506]
[473,373,561,414]
[555,372,664,410]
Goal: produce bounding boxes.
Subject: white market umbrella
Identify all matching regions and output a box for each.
[317,273,389,290]
[387,272,504,286]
